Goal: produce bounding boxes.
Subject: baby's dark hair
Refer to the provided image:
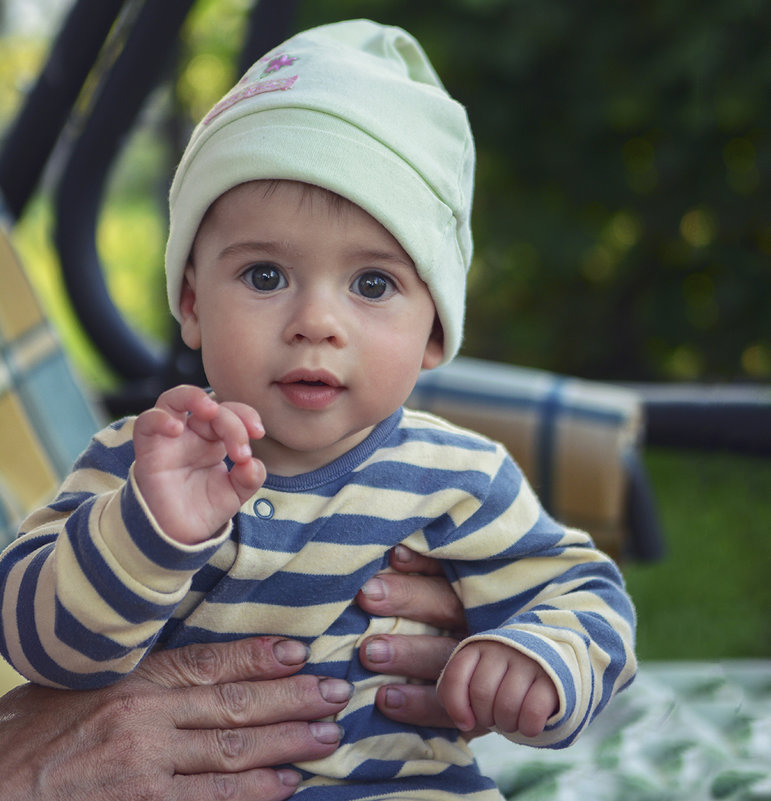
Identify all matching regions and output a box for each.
[190,180,351,264]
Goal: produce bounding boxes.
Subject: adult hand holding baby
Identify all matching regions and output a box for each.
[359,547,558,739]
[1,548,466,801]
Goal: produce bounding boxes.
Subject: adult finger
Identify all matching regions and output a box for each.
[360,632,459,680]
[170,674,353,730]
[172,768,300,801]
[375,683,489,740]
[173,718,345,775]
[389,544,446,575]
[357,573,466,632]
[375,682,456,728]
[135,636,310,688]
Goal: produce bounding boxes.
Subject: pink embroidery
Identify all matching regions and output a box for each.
[203,75,298,124]
[263,54,299,74]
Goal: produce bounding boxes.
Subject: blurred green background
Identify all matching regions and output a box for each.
[1,0,769,660]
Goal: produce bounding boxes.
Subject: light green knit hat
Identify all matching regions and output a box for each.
[166,19,475,364]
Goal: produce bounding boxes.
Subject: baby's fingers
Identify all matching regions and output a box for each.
[135,385,219,453]
[491,662,558,736]
[155,384,218,423]
[229,456,267,503]
[219,401,265,445]
[134,407,185,441]
[436,645,479,732]
[515,675,559,738]
[196,403,263,465]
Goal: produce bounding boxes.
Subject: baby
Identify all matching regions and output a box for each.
[0,20,636,801]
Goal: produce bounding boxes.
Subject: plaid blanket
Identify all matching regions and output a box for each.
[410,357,655,560]
[0,227,101,549]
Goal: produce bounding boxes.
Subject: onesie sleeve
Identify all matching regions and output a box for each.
[0,418,229,688]
[422,444,637,749]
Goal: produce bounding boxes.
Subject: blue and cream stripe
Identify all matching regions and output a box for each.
[0,403,636,800]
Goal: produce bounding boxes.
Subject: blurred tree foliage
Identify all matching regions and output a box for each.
[4,0,771,383]
[295,0,771,381]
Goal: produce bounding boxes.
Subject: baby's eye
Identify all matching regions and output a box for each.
[352,272,395,300]
[243,264,287,292]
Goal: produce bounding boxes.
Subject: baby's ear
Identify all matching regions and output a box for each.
[179,265,201,350]
[421,317,444,370]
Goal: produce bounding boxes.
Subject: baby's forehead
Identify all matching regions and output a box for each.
[194,179,417,271]
[194,180,349,246]
[212,179,354,216]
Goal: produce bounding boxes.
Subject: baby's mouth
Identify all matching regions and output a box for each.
[278,368,341,387]
[276,370,344,409]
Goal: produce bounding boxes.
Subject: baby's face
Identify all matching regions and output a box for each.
[180,180,442,476]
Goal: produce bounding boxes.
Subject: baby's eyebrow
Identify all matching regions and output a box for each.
[347,248,414,268]
[217,240,290,261]
[217,241,415,269]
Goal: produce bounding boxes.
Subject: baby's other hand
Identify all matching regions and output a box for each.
[437,641,558,738]
[133,385,265,544]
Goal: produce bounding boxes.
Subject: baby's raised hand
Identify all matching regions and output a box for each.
[133,385,265,544]
[437,640,558,739]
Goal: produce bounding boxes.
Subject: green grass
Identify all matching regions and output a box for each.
[624,447,771,660]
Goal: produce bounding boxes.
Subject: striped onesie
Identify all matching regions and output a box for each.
[0,406,636,800]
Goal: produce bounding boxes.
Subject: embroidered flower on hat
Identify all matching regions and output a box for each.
[201,50,301,125]
[262,53,299,75]
[203,71,299,125]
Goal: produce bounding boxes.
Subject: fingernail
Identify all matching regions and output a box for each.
[277,769,301,787]
[274,639,310,665]
[365,637,393,664]
[319,678,354,703]
[384,687,405,709]
[360,577,386,601]
[393,544,412,563]
[309,722,344,744]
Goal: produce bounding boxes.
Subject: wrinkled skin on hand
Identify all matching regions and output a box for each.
[0,637,344,801]
[1,546,470,800]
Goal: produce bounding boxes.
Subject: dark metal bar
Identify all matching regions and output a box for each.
[0,0,126,218]
[53,0,195,380]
